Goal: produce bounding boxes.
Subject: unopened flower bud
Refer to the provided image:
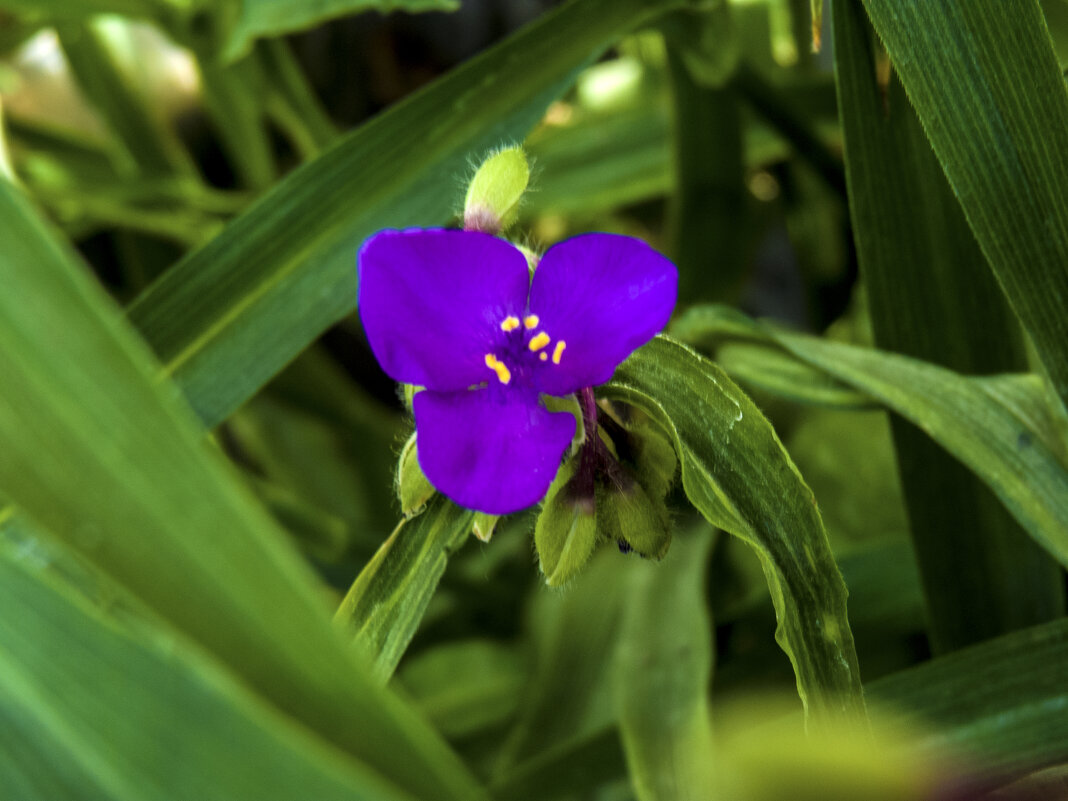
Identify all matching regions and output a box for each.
[534,462,598,587]
[597,481,671,560]
[463,146,530,234]
[396,433,434,517]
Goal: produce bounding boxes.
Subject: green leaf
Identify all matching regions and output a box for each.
[605,336,866,728]
[221,0,459,63]
[716,342,874,409]
[129,0,682,429]
[0,178,485,801]
[832,0,1063,651]
[859,0,1068,411]
[614,528,716,801]
[334,495,474,684]
[675,306,1068,569]
[495,551,628,774]
[0,534,417,801]
[397,639,526,740]
[869,618,1068,780]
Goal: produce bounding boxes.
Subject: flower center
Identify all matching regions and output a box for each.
[484,314,567,385]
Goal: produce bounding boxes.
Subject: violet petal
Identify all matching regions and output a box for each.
[414,388,575,514]
[358,229,530,391]
[527,233,677,396]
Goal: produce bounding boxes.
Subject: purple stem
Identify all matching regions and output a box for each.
[572,388,631,499]
[579,386,599,442]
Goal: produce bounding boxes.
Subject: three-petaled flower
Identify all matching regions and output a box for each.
[358,228,677,514]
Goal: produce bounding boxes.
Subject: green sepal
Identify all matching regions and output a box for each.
[396,432,435,517]
[472,512,499,543]
[596,480,671,560]
[534,461,599,587]
[463,146,530,234]
[624,420,678,502]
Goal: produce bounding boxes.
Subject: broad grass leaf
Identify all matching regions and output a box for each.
[859,0,1068,411]
[870,619,1068,781]
[832,0,1063,651]
[0,528,419,801]
[0,178,485,801]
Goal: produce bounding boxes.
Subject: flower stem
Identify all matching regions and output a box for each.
[573,388,631,497]
[579,386,599,441]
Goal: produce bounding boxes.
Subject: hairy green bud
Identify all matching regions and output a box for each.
[534,462,598,587]
[463,146,530,234]
[597,481,671,560]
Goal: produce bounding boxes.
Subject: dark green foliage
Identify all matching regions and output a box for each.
[1,0,1066,798]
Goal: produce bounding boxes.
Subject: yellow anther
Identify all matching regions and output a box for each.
[484,353,511,384]
[539,352,548,361]
[552,341,566,365]
[500,315,520,332]
[523,314,540,330]
[528,331,551,352]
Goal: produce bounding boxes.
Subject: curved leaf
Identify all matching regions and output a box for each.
[605,336,866,728]
[674,306,1068,568]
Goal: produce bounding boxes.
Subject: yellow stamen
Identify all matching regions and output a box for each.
[539,352,548,361]
[528,331,551,352]
[500,315,520,332]
[552,341,566,365]
[484,353,511,384]
[523,314,540,330]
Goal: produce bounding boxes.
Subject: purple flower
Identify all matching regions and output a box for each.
[358,228,677,515]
